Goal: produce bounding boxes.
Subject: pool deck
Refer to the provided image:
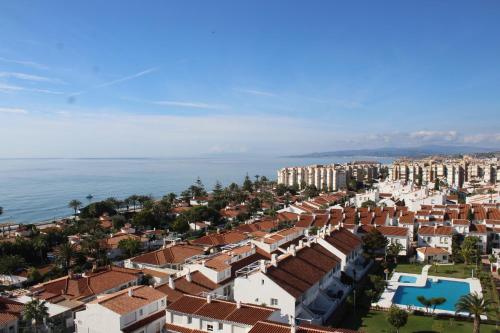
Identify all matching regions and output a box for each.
[374,265,483,317]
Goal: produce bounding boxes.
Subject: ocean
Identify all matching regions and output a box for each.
[0,155,392,224]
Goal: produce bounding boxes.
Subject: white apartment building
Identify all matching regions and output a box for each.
[417,226,453,252]
[75,285,167,333]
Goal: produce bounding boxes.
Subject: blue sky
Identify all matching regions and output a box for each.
[1,1,499,157]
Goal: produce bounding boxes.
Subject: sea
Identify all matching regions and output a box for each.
[0,155,393,224]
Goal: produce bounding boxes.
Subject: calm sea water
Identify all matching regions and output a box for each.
[0,155,392,223]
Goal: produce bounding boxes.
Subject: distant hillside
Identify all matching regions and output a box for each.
[288,145,499,159]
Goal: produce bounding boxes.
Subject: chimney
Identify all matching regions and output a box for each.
[207,293,212,303]
[236,300,242,309]
[290,244,297,256]
[260,259,267,273]
[306,238,311,247]
[128,288,133,297]
[271,254,278,267]
[290,316,296,333]
[298,240,304,249]
[186,270,192,282]
[168,275,175,290]
[304,229,309,237]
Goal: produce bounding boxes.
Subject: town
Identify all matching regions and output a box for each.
[0,155,499,333]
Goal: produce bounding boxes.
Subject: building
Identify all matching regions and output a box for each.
[416,247,450,264]
[0,297,23,333]
[417,226,453,252]
[165,294,280,333]
[75,285,167,333]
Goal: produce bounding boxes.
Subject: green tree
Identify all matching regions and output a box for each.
[467,208,475,222]
[362,229,388,258]
[303,184,319,199]
[68,199,82,218]
[461,236,480,265]
[434,178,440,190]
[55,242,76,272]
[117,238,142,258]
[455,292,492,333]
[386,242,404,263]
[0,206,3,215]
[242,174,253,193]
[361,200,377,208]
[0,255,26,283]
[386,305,408,333]
[23,298,49,333]
[417,295,432,314]
[431,297,447,314]
[27,267,42,283]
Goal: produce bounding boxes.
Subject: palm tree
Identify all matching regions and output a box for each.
[127,194,139,211]
[68,199,82,218]
[455,292,492,333]
[430,297,447,314]
[55,242,76,272]
[387,243,404,264]
[23,298,49,333]
[417,295,432,314]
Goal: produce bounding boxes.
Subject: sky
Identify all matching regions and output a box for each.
[0,0,499,158]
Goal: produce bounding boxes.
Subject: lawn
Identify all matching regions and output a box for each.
[395,262,477,279]
[342,310,499,333]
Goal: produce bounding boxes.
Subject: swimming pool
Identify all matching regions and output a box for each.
[398,275,417,283]
[393,278,471,311]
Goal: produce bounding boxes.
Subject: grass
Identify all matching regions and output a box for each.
[395,262,477,279]
[344,310,500,333]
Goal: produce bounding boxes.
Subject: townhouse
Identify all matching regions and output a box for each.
[0,297,23,333]
[75,285,167,333]
[417,226,453,252]
[234,236,352,325]
[357,225,410,255]
[165,294,280,333]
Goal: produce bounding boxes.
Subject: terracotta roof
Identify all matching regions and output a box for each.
[130,244,204,266]
[165,323,205,333]
[469,224,487,234]
[31,266,140,302]
[190,231,247,247]
[248,321,358,333]
[168,295,275,325]
[417,247,450,255]
[358,225,408,237]
[155,271,220,303]
[266,243,340,298]
[122,310,164,333]
[324,227,362,255]
[0,297,23,325]
[418,226,453,236]
[91,285,165,314]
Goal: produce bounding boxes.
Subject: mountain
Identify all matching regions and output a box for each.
[288,145,499,158]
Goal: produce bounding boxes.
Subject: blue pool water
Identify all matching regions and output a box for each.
[393,279,471,311]
[398,275,417,283]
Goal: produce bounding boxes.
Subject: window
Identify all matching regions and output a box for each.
[218,322,223,330]
[271,298,278,306]
[207,324,214,331]
[139,309,143,316]
[261,279,264,285]
[161,299,165,307]
[188,316,192,324]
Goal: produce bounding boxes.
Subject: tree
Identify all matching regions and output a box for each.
[467,208,475,222]
[68,199,82,218]
[27,267,42,283]
[0,206,3,215]
[455,292,492,333]
[387,305,408,333]
[0,255,26,284]
[23,298,49,333]
[434,178,440,191]
[461,236,480,265]
[118,238,141,258]
[387,242,404,263]
[79,200,117,218]
[55,242,76,271]
[417,295,432,314]
[361,200,377,208]
[242,174,253,193]
[362,229,388,258]
[303,185,319,199]
[430,297,447,314]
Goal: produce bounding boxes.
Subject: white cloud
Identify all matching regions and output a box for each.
[152,100,227,110]
[0,72,65,84]
[0,83,64,95]
[235,88,276,97]
[0,57,49,70]
[0,107,28,114]
[409,130,458,141]
[463,133,500,144]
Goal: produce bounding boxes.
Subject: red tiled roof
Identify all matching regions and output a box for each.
[249,321,358,333]
[91,285,165,314]
[190,231,247,247]
[0,297,23,325]
[418,226,453,236]
[324,227,362,255]
[155,271,220,304]
[168,295,275,325]
[131,244,204,266]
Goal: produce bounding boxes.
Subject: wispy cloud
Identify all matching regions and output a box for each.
[0,83,64,95]
[0,71,65,84]
[69,67,159,97]
[95,67,158,89]
[235,88,276,97]
[0,57,49,70]
[409,130,458,141]
[0,107,28,114]
[152,100,227,110]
